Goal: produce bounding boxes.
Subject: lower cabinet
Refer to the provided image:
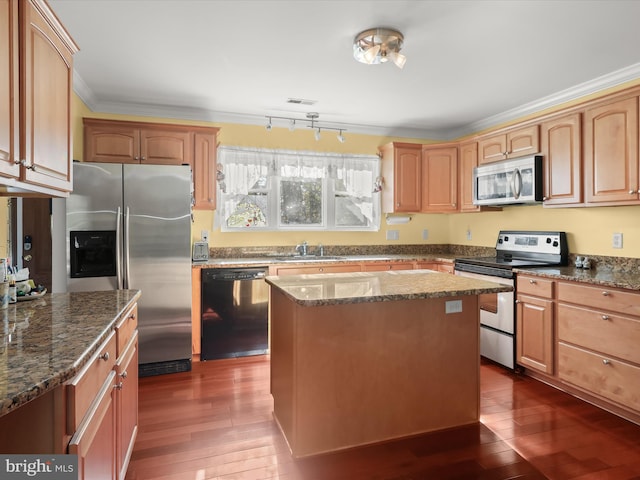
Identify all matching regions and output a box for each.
[66,303,139,480]
[68,371,117,480]
[516,275,555,374]
[414,261,454,273]
[362,261,414,271]
[270,264,361,276]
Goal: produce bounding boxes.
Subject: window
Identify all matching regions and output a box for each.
[217,147,380,231]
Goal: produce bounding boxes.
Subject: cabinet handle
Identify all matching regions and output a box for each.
[100,351,110,362]
[529,279,536,284]
[602,359,611,365]
[114,382,123,390]
[601,291,610,296]
[20,159,36,171]
[601,315,610,321]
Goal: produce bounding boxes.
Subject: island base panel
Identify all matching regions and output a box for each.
[270,289,480,458]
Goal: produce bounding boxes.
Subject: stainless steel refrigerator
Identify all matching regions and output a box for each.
[66,162,192,376]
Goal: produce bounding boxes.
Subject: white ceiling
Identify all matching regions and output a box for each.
[49,0,640,140]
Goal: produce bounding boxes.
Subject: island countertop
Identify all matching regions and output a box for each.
[0,289,141,417]
[265,269,512,306]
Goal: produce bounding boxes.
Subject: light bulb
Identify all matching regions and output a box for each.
[337,131,345,143]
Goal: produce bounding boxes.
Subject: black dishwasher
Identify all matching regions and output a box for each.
[201,268,269,360]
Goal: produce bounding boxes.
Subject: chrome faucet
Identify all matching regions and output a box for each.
[295,241,308,256]
[317,244,324,257]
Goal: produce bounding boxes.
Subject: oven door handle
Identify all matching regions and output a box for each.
[512,168,522,199]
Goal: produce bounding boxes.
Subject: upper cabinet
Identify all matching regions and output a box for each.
[84,118,219,210]
[477,124,540,164]
[584,96,639,205]
[379,142,422,213]
[84,119,193,165]
[0,0,78,196]
[421,145,458,212]
[540,113,583,206]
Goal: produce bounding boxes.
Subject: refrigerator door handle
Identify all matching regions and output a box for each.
[116,206,123,289]
[124,206,131,289]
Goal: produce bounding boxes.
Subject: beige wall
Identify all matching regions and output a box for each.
[72,91,640,258]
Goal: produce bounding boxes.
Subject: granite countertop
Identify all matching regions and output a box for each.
[266,269,512,306]
[0,289,141,417]
[515,266,640,290]
[193,253,457,268]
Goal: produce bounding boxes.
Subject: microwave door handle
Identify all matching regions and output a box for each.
[124,207,131,289]
[512,168,522,199]
[116,207,123,289]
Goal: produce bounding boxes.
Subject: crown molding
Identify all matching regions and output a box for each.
[73,62,640,142]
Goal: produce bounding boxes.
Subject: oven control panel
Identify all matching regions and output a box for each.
[496,231,566,256]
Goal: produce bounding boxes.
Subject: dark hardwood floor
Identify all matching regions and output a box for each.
[125,356,640,480]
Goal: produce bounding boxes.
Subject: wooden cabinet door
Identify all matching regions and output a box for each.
[21,0,75,192]
[140,128,193,165]
[584,97,639,204]
[478,135,507,165]
[0,0,20,179]
[193,131,217,210]
[541,113,582,205]
[506,124,539,159]
[69,371,117,480]
[516,294,554,374]
[422,146,457,212]
[115,334,138,480]
[393,146,422,212]
[478,125,539,165]
[459,142,478,212]
[84,121,140,164]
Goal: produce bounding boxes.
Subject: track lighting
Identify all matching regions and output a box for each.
[263,113,347,142]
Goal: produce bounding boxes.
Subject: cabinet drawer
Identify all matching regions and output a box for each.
[557,303,640,364]
[116,304,138,357]
[558,281,640,316]
[362,262,414,271]
[67,331,117,433]
[558,342,640,412]
[516,275,554,298]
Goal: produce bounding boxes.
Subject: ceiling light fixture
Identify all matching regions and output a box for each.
[353,27,406,69]
[264,112,347,142]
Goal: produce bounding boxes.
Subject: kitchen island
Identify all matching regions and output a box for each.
[266,269,512,458]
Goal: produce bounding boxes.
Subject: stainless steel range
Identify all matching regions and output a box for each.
[454,231,568,369]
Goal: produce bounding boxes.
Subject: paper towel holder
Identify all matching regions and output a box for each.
[385,214,412,225]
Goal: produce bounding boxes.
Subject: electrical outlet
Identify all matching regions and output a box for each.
[612,232,623,249]
[386,230,399,241]
[201,230,209,243]
[422,229,429,240]
[466,229,472,241]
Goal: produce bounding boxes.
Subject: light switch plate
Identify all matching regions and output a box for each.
[386,230,399,241]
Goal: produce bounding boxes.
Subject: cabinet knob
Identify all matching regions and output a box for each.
[114,382,123,390]
[542,196,548,201]
[13,159,21,165]
[319,268,324,272]
[601,291,610,296]
[629,190,637,194]
[601,315,610,321]
[120,370,128,379]
[129,312,136,320]
[100,351,110,362]
[515,299,521,304]
[602,359,611,365]
[141,156,146,161]
[529,279,536,284]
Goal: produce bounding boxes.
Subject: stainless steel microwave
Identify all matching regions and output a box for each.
[473,155,543,206]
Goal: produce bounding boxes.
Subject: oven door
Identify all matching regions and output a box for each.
[455,269,515,369]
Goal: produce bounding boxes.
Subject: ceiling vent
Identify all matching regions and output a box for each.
[287,98,317,106]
